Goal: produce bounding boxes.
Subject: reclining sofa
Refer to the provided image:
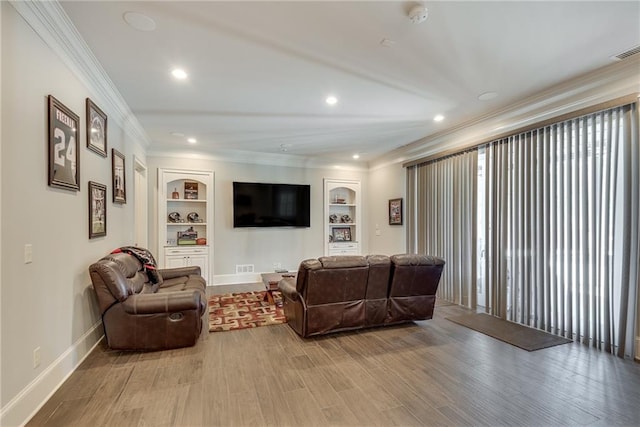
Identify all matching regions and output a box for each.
[278,254,445,337]
[89,249,207,350]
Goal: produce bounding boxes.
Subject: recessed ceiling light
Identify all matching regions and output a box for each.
[434,114,445,122]
[123,12,156,32]
[352,154,360,159]
[326,96,338,105]
[478,92,498,101]
[171,68,188,80]
[187,137,197,144]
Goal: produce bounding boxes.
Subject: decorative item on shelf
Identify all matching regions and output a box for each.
[168,212,181,223]
[329,235,333,242]
[187,212,200,222]
[184,181,198,199]
[171,188,179,199]
[340,214,352,223]
[329,214,338,223]
[196,237,207,245]
[332,227,352,242]
[333,193,346,204]
[177,227,197,245]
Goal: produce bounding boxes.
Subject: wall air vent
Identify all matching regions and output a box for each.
[235,264,254,274]
[612,45,640,61]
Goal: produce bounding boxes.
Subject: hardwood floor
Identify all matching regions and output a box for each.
[27,296,640,426]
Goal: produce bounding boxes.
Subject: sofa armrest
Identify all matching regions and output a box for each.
[121,290,201,314]
[158,266,201,280]
[278,277,299,300]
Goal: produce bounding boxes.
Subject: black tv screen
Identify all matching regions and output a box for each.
[233,182,311,228]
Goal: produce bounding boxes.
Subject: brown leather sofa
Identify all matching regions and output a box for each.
[278,254,445,337]
[89,250,207,350]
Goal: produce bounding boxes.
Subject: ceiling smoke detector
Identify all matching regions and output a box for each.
[408,5,428,24]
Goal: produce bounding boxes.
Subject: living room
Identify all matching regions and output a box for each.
[2,1,640,426]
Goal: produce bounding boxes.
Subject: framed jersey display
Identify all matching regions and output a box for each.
[86,98,107,157]
[89,181,107,238]
[48,95,80,191]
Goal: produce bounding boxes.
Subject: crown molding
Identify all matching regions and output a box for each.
[9,0,151,148]
[371,56,640,169]
[148,147,369,172]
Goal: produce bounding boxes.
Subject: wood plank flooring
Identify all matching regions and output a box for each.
[27,289,640,426]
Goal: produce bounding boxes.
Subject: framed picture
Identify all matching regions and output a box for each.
[48,95,80,191]
[332,227,352,242]
[86,98,107,157]
[112,149,126,203]
[89,181,107,238]
[389,198,403,225]
[184,181,199,199]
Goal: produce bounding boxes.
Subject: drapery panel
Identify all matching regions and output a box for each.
[481,103,639,358]
[406,151,478,307]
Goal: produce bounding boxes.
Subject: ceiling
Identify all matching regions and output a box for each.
[60,1,640,164]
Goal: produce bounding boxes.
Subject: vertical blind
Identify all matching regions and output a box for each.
[481,103,639,358]
[407,101,638,358]
[406,151,478,307]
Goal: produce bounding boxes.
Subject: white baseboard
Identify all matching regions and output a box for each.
[0,322,104,427]
[211,272,262,286]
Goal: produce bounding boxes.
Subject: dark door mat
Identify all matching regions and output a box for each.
[446,313,572,351]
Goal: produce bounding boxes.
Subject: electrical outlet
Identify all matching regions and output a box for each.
[33,347,41,368]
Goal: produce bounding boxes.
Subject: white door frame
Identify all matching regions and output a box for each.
[133,156,148,248]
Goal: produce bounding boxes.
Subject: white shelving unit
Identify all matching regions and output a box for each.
[324,178,361,256]
[158,168,214,284]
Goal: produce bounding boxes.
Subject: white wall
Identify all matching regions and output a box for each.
[0,4,145,425]
[367,162,406,256]
[147,155,369,281]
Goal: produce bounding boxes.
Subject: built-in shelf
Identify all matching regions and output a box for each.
[167,199,207,203]
[324,178,361,256]
[159,168,214,284]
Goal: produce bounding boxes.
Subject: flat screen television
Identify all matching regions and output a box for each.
[233,182,311,228]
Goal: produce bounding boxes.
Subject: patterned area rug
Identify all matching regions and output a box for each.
[208,291,286,332]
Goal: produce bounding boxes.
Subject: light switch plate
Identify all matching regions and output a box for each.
[24,244,33,264]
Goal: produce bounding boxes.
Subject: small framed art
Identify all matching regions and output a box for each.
[332,227,352,242]
[184,181,199,199]
[89,181,107,238]
[86,98,107,157]
[389,198,403,225]
[48,95,80,191]
[112,149,126,203]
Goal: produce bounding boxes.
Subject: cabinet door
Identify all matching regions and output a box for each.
[164,255,187,269]
[187,253,208,280]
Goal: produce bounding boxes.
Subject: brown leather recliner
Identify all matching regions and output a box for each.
[89,250,207,351]
[279,256,369,337]
[387,254,445,324]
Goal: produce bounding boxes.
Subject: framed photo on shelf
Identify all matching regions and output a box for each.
[86,98,107,157]
[112,149,126,203]
[89,181,107,238]
[184,181,199,199]
[389,198,403,225]
[48,95,80,191]
[332,227,352,242]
